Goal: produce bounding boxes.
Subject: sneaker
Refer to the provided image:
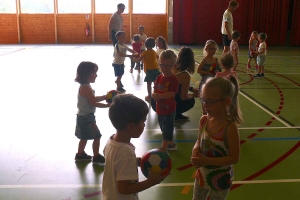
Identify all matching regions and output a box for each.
[140,64,143,69]
[260,73,265,77]
[115,81,124,87]
[92,154,105,164]
[158,146,168,153]
[175,114,190,121]
[134,66,138,70]
[247,65,251,69]
[253,74,261,78]
[117,87,126,93]
[145,96,151,101]
[167,143,177,151]
[75,152,92,161]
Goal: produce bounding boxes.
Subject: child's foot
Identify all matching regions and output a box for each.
[255,65,259,70]
[158,146,168,152]
[175,114,190,121]
[145,96,151,101]
[167,143,177,151]
[130,68,133,73]
[117,87,126,93]
[115,80,124,87]
[253,74,261,78]
[260,73,265,77]
[92,154,105,164]
[75,151,92,161]
[247,65,251,69]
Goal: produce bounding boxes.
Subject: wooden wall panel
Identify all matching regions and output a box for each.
[19,14,55,44]
[0,14,19,44]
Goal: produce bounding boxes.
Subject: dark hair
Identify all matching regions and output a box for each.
[133,34,140,42]
[117,3,125,9]
[145,37,155,48]
[259,33,267,41]
[220,53,234,69]
[175,47,195,74]
[109,94,149,130]
[156,36,168,50]
[115,31,125,39]
[229,0,239,7]
[138,25,144,30]
[75,61,98,84]
[232,30,241,40]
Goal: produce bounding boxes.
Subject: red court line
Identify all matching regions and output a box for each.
[0,48,25,56]
[84,191,101,198]
[265,69,300,87]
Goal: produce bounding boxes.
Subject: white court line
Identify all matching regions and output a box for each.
[1,179,300,189]
[146,126,300,131]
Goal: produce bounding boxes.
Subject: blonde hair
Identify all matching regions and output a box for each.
[220,53,234,70]
[159,49,177,66]
[203,40,218,56]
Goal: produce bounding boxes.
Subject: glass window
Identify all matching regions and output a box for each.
[95,0,128,14]
[58,0,91,13]
[20,0,54,13]
[133,0,166,14]
[0,0,16,13]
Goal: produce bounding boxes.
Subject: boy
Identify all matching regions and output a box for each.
[113,31,137,92]
[253,33,267,78]
[152,50,179,151]
[138,25,147,69]
[102,94,167,200]
[230,30,241,71]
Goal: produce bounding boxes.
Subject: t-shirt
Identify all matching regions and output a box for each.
[230,40,239,65]
[221,10,233,35]
[141,49,159,72]
[102,136,139,200]
[258,42,267,56]
[153,74,179,115]
[138,34,147,50]
[109,12,123,32]
[132,42,142,54]
[113,43,130,65]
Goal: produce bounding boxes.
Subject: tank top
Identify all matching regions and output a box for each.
[250,39,258,51]
[77,84,96,116]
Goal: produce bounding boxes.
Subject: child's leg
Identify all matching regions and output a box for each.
[247,58,251,67]
[158,113,176,151]
[192,179,210,200]
[78,139,87,153]
[92,138,100,156]
[147,81,152,97]
[115,76,122,87]
[209,188,230,200]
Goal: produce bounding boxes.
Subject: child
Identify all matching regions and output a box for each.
[155,36,168,58]
[216,53,238,79]
[138,25,147,69]
[191,76,242,200]
[247,31,258,69]
[152,50,179,151]
[230,30,241,71]
[113,31,138,92]
[130,34,142,73]
[102,94,167,199]
[197,40,221,115]
[253,33,267,78]
[74,61,110,164]
[135,37,161,101]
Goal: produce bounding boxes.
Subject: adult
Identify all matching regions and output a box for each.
[221,0,239,55]
[108,3,125,46]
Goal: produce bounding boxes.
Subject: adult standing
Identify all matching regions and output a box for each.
[221,0,239,55]
[108,3,125,46]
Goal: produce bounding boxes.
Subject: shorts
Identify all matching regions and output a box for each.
[144,69,160,82]
[222,34,231,46]
[257,55,266,66]
[248,50,257,58]
[112,63,124,77]
[75,113,101,140]
[158,112,176,141]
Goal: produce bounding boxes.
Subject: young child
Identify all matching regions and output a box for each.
[247,31,259,69]
[102,94,167,199]
[230,30,241,71]
[135,37,161,101]
[130,34,142,73]
[216,53,238,79]
[74,61,110,164]
[155,36,168,58]
[197,40,221,115]
[152,50,179,151]
[191,76,242,200]
[112,31,137,92]
[253,33,268,78]
[138,25,147,69]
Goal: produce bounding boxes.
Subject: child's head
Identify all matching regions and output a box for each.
[232,30,241,40]
[145,37,156,49]
[220,53,234,70]
[175,46,195,74]
[109,94,149,135]
[75,61,98,84]
[138,25,145,34]
[259,33,267,42]
[115,31,126,43]
[251,31,258,39]
[203,40,218,56]
[155,36,168,50]
[201,76,243,125]
[133,34,140,42]
[159,50,177,74]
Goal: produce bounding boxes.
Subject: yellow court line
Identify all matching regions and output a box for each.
[181,185,193,194]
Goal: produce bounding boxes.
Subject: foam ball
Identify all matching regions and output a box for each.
[140,148,172,178]
[195,81,200,90]
[106,90,118,103]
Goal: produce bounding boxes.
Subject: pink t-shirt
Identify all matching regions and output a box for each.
[215,70,238,79]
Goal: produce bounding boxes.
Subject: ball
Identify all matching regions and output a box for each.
[140,148,172,178]
[251,51,256,57]
[106,90,118,103]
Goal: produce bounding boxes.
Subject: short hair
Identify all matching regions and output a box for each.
[229,0,239,7]
[159,49,177,66]
[252,31,258,35]
[133,34,140,42]
[138,25,144,30]
[109,94,149,130]
[220,53,234,69]
[115,31,125,39]
[145,37,155,48]
[259,33,267,40]
[117,3,125,9]
[75,61,98,84]
[232,30,241,40]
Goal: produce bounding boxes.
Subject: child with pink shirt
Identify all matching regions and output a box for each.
[216,53,238,79]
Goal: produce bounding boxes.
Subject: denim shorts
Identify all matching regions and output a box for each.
[75,113,101,140]
[257,55,266,66]
[112,64,124,77]
[158,111,175,141]
[144,69,160,82]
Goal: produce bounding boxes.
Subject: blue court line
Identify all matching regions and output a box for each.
[252,138,300,141]
[144,140,196,143]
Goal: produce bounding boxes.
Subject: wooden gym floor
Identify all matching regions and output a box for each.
[0,44,300,200]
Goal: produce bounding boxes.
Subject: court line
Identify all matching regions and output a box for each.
[145,126,300,131]
[2,179,300,189]
[252,137,300,141]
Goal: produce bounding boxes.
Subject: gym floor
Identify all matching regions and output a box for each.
[0,44,299,200]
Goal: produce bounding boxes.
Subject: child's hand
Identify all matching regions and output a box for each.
[152,93,160,102]
[147,169,168,185]
[191,153,207,168]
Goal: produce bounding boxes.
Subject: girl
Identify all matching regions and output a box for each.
[216,53,238,79]
[191,76,242,200]
[130,34,142,73]
[74,61,110,164]
[135,37,161,101]
[155,36,168,58]
[247,31,258,69]
[230,30,241,71]
[197,40,221,115]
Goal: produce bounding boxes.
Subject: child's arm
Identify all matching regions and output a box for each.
[80,85,110,108]
[197,59,210,76]
[95,95,106,102]
[191,117,205,157]
[249,38,254,51]
[152,91,176,102]
[135,53,145,62]
[256,46,265,55]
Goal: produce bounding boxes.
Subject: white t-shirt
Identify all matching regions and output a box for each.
[109,12,123,32]
[221,10,233,35]
[113,43,130,65]
[138,34,147,50]
[258,42,267,55]
[230,40,239,64]
[102,136,139,200]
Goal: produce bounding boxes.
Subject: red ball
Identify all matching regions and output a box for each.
[106,90,118,103]
[251,51,256,57]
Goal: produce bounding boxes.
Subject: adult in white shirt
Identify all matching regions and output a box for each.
[108,3,125,46]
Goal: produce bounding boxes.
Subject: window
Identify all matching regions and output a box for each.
[95,0,128,14]
[58,0,91,13]
[0,0,16,13]
[20,0,54,13]
[133,0,166,14]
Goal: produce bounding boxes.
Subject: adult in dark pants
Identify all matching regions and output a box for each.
[108,3,125,46]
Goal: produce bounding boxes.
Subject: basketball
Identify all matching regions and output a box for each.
[106,90,118,103]
[140,148,172,178]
